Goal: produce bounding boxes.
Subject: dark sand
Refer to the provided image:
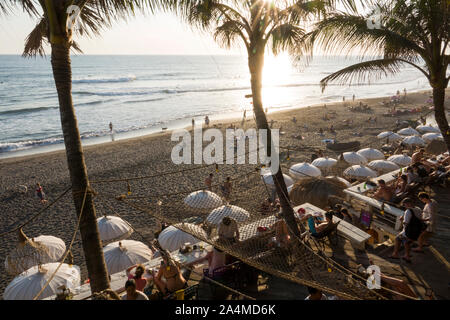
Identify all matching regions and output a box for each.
[1,89,449,297]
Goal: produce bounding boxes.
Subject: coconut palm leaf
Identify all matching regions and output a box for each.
[319,58,409,91]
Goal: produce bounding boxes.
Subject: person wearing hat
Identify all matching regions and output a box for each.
[218,216,240,243]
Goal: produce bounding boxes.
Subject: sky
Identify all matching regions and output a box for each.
[0,10,243,56]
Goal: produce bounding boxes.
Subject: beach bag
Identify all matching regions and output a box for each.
[405,209,426,241]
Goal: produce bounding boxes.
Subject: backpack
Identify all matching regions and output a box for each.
[405,208,426,241]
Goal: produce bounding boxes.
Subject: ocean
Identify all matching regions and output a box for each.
[0,54,430,158]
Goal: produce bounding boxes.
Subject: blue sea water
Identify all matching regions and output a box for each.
[0,54,429,158]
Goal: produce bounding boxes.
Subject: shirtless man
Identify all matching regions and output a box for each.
[154,253,187,296]
[373,179,394,202]
[270,213,291,248]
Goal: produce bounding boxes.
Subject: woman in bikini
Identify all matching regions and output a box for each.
[153,253,187,296]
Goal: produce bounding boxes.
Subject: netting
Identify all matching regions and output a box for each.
[94,163,383,300]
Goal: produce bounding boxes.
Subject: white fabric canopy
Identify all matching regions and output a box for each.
[103,240,153,275]
[387,154,412,166]
[311,157,338,169]
[416,125,441,133]
[343,165,377,179]
[289,162,322,180]
[397,127,420,136]
[158,224,206,252]
[402,135,426,146]
[357,148,385,161]
[377,131,402,141]
[97,215,133,243]
[262,173,294,188]
[206,205,250,225]
[183,190,223,209]
[422,133,444,142]
[368,160,400,173]
[3,263,80,300]
[342,152,368,165]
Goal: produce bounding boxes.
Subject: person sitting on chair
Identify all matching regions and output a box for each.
[315,211,334,234]
[373,179,394,202]
[153,252,187,297]
[218,216,240,243]
[269,212,291,249]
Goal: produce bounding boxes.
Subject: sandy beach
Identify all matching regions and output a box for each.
[0,88,448,295]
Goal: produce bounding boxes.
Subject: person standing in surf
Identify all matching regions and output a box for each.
[109,122,114,142]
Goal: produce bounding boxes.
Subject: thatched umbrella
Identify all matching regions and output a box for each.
[5,229,54,276]
[426,139,448,155]
[397,127,420,136]
[422,133,444,142]
[289,177,347,209]
[357,148,385,161]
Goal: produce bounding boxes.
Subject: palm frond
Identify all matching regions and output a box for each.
[23,18,47,57]
[320,58,406,91]
[214,19,246,49]
[269,23,306,56]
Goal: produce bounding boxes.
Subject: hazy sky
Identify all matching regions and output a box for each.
[0,11,243,55]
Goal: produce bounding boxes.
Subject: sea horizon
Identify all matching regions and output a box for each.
[0,54,431,159]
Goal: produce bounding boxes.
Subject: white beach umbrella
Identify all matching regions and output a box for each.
[158,223,206,252]
[342,152,368,165]
[325,176,352,187]
[262,173,294,188]
[343,165,377,179]
[30,236,66,262]
[103,240,153,275]
[402,135,426,146]
[5,229,65,276]
[416,125,441,133]
[422,132,444,142]
[184,190,223,209]
[357,148,385,161]
[387,154,412,166]
[368,160,400,173]
[3,263,80,300]
[377,131,402,141]
[311,157,338,169]
[397,127,420,136]
[206,205,250,225]
[289,162,322,180]
[97,215,133,243]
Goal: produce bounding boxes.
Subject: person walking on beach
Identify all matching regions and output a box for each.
[109,122,114,142]
[221,177,232,201]
[35,183,47,204]
[205,173,213,191]
[205,115,210,127]
[241,109,246,127]
[352,94,355,102]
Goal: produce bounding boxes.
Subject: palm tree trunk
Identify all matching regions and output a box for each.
[248,49,301,238]
[50,42,110,293]
[432,85,450,152]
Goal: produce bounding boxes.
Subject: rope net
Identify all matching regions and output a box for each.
[95,162,382,300]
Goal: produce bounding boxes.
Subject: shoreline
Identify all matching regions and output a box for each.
[0,87,439,163]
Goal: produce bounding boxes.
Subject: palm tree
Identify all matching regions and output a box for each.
[2,0,165,293]
[309,0,450,152]
[172,0,353,237]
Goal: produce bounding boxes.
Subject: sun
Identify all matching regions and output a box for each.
[262,52,293,87]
